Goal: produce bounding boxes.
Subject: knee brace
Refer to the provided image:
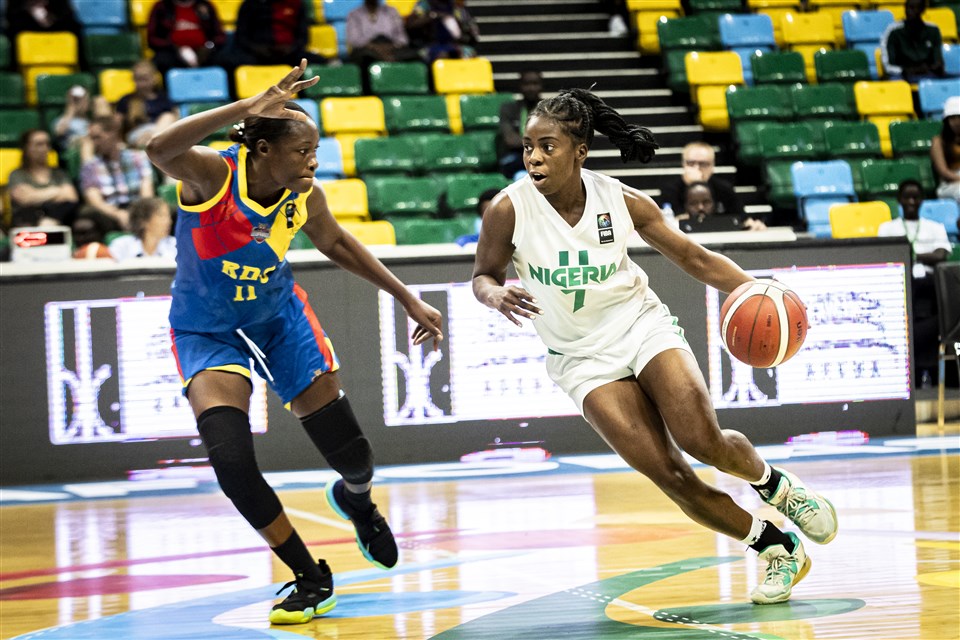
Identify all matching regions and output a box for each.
[197,406,283,530]
[300,396,373,485]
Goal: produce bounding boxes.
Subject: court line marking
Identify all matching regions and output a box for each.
[284,507,354,532]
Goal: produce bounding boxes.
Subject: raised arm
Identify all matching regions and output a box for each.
[625,185,753,294]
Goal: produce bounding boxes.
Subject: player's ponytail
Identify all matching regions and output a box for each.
[530,88,658,164]
[229,101,311,150]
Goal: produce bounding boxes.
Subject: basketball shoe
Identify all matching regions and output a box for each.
[325,479,399,569]
[762,468,838,545]
[751,532,811,604]
[269,560,337,624]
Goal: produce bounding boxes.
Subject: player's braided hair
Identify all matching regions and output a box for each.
[530,88,658,164]
[229,101,310,150]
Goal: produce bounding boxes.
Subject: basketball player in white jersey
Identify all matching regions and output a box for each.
[472,88,838,604]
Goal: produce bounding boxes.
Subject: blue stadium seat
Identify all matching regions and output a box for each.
[842,10,895,46]
[918,78,959,119]
[166,67,229,103]
[719,14,776,50]
[71,0,127,33]
[292,98,320,125]
[314,137,344,179]
[791,160,857,237]
[322,0,362,22]
[944,43,960,77]
[920,199,960,241]
[851,43,883,79]
[334,21,349,58]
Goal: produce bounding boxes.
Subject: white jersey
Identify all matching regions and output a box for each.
[506,168,654,357]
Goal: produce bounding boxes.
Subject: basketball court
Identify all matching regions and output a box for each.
[2,426,958,640]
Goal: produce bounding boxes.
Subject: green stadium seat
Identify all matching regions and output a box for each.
[823,121,883,158]
[35,73,97,108]
[664,49,691,94]
[366,176,444,217]
[368,62,429,95]
[459,93,515,131]
[900,155,937,193]
[689,0,744,11]
[462,131,498,170]
[889,119,942,157]
[0,109,42,146]
[726,85,794,122]
[657,15,722,51]
[383,95,450,134]
[0,35,10,69]
[763,160,797,209]
[388,215,478,244]
[751,51,806,84]
[156,183,179,211]
[732,120,775,166]
[440,173,510,213]
[417,133,482,173]
[354,136,422,175]
[0,72,25,107]
[814,49,871,84]
[857,158,923,198]
[790,83,855,120]
[180,102,233,142]
[84,33,141,69]
[759,122,820,161]
[290,230,314,250]
[302,64,363,99]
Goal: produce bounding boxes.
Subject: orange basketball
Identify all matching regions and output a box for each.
[720,279,808,368]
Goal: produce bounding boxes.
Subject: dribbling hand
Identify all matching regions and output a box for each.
[491,285,542,327]
[407,299,444,351]
[245,59,320,121]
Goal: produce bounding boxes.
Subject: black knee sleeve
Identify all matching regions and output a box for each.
[300,396,374,484]
[197,406,283,530]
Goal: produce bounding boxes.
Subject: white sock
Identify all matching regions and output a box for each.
[739,517,766,546]
[749,461,772,486]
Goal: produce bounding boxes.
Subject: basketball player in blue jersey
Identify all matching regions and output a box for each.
[472,89,838,605]
[145,60,443,625]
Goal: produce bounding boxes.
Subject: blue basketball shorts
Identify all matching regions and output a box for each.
[171,284,340,406]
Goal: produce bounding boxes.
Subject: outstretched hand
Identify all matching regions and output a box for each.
[489,285,542,327]
[407,299,444,350]
[245,59,319,120]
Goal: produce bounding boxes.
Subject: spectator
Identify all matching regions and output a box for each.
[108,197,177,261]
[147,0,226,74]
[80,116,156,231]
[455,187,499,247]
[496,69,543,178]
[877,179,952,386]
[346,0,416,68]
[115,60,179,149]
[71,210,114,259]
[8,130,80,228]
[931,95,960,201]
[682,181,716,217]
[880,0,944,81]
[660,142,745,217]
[51,84,112,157]
[227,0,325,68]
[405,0,479,62]
[5,0,81,41]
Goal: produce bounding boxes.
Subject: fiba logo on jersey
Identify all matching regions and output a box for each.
[597,213,614,244]
[250,223,271,244]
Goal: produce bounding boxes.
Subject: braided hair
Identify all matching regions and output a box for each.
[529,88,659,164]
[229,101,311,150]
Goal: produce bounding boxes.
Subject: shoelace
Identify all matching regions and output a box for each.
[764,556,791,586]
[276,580,298,596]
[780,492,816,525]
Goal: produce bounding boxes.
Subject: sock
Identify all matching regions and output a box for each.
[341,482,373,512]
[271,530,322,582]
[749,463,783,500]
[748,520,796,554]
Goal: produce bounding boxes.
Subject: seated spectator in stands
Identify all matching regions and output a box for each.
[405,0,479,62]
[227,0,325,69]
[79,116,156,231]
[877,179,952,386]
[108,197,177,261]
[115,60,179,149]
[147,0,226,74]
[71,210,114,259]
[347,0,416,68]
[455,187,499,247]
[5,0,81,41]
[51,85,112,158]
[881,0,944,81]
[8,130,80,228]
[496,69,543,178]
[660,142,744,217]
[932,96,960,201]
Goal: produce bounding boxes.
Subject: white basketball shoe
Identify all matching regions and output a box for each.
[763,467,838,545]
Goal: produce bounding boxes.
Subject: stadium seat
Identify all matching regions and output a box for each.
[759,122,820,161]
[445,94,463,134]
[636,11,681,54]
[627,0,684,10]
[35,73,97,108]
[320,179,369,222]
[828,201,892,238]
[459,93,515,131]
[920,199,960,241]
[751,50,806,84]
[291,98,320,125]
[235,65,290,100]
[763,160,798,208]
[209,0,241,27]
[727,85,794,121]
[823,121,883,158]
[388,215,478,244]
[340,220,396,245]
[303,64,363,99]
[354,136,422,175]
[901,155,937,193]
[462,131,498,170]
[0,35,10,69]
[944,43,960,76]
[688,0,743,12]
[84,33,140,69]
[321,0,363,22]
[792,159,857,236]
[320,97,386,135]
[432,58,495,94]
[686,51,744,130]
[440,173,510,214]
[385,0,417,17]
[366,176,444,217]
[313,137,344,179]
[418,133,482,173]
[814,49,871,83]
[658,15,722,51]
[917,78,959,119]
[0,72,24,107]
[858,158,923,197]
[307,25,338,60]
[889,119,942,157]
[0,148,22,186]
[129,0,152,26]
[166,67,230,103]
[842,10,895,47]
[732,120,776,165]
[0,110,42,146]
[98,68,135,102]
[755,7,796,46]
[665,49,692,93]
[382,95,450,134]
[368,62,429,95]
[177,102,232,142]
[853,80,915,156]
[781,11,838,79]
[74,0,127,32]
[334,132,380,177]
[790,82,855,120]
[16,32,78,67]
[923,7,959,42]
[719,14,777,49]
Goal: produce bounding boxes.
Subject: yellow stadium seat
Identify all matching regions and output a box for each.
[209,0,241,27]
[0,148,22,187]
[445,94,463,134]
[695,85,734,131]
[385,0,418,16]
[748,0,801,8]
[812,6,853,44]
[782,11,839,80]
[829,201,892,238]
[99,68,136,102]
[636,11,680,53]
[320,97,386,135]
[685,51,743,130]
[320,179,369,222]
[854,80,914,156]
[432,58,494,94]
[757,8,795,45]
[129,0,151,26]
[235,65,290,100]
[627,0,683,10]
[340,220,396,245]
[924,7,959,43]
[308,25,338,59]
[16,32,78,67]
[334,132,381,177]
[875,3,905,20]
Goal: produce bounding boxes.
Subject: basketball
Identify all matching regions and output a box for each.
[720,279,808,368]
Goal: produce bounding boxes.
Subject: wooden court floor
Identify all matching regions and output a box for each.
[1,436,958,640]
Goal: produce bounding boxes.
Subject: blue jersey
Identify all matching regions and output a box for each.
[169,144,311,333]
